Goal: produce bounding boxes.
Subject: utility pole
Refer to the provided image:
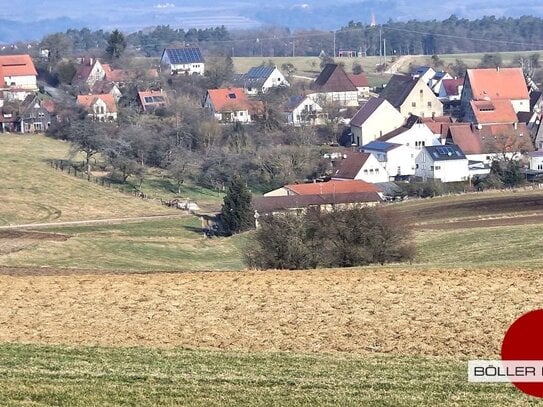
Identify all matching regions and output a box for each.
[379,26,382,66]
[292,40,295,57]
[333,30,336,58]
[383,38,386,66]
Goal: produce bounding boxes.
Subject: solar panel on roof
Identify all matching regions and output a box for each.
[166,48,204,64]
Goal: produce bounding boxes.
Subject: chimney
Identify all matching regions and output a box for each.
[497,66,500,72]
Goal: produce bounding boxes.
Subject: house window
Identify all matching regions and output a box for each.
[412,102,416,107]
[416,164,419,169]
[427,101,432,107]
[375,169,379,173]
[431,166,434,171]
[538,164,543,170]
[435,165,441,170]
[364,169,368,173]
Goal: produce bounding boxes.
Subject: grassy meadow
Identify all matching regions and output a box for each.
[0,344,537,407]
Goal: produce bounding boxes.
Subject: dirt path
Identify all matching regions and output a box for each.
[0,213,188,230]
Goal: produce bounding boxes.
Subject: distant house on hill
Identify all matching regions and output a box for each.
[308,63,358,107]
[380,74,443,119]
[233,66,289,95]
[204,87,263,123]
[160,47,205,76]
[349,97,405,146]
[362,140,416,179]
[76,93,117,121]
[72,58,106,88]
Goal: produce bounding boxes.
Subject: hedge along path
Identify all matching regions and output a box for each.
[0,267,540,357]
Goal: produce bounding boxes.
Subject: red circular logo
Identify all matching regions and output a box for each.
[501,309,543,398]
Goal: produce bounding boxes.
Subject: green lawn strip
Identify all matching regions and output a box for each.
[0,344,536,407]
[0,217,245,272]
[414,223,543,268]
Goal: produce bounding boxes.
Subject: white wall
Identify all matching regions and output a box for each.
[308,91,358,107]
[353,154,389,183]
[351,101,404,146]
[415,151,469,182]
[511,98,530,113]
[3,74,37,90]
[262,69,289,92]
[384,123,442,148]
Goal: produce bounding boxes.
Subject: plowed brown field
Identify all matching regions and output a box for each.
[0,268,540,358]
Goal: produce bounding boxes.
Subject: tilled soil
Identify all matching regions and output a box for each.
[0,268,540,358]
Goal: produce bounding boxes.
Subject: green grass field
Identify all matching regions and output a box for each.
[0,344,536,407]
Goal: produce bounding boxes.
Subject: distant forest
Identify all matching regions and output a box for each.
[36,15,543,58]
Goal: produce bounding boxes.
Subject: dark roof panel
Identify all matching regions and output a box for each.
[164,47,204,64]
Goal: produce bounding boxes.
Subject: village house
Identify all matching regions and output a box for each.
[527,151,543,171]
[308,63,359,107]
[445,122,533,176]
[204,87,263,123]
[380,74,443,119]
[233,66,289,95]
[332,151,388,183]
[160,47,205,76]
[18,94,55,133]
[349,97,405,146]
[347,73,370,100]
[264,179,380,197]
[0,54,38,101]
[362,140,417,180]
[411,66,436,86]
[138,90,168,113]
[76,93,118,121]
[283,95,326,126]
[90,80,122,102]
[415,144,469,182]
[72,58,107,88]
[437,78,464,102]
[254,179,383,223]
[460,68,530,119]
[377,116,443,149]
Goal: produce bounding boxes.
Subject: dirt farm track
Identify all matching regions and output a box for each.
[0,268,541,358]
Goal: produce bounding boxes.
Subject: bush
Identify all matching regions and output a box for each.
[244,206,415,270]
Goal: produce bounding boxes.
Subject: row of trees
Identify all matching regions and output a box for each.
[31,15,543,63]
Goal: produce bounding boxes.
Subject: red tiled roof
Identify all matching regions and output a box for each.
[41,100,56,113]
[285,180,379,196]
[448,123,533,154]
[348,73,369,88]
[441,78,464,96]
[207,88,253,112]
[77,93,117,113]
[0,54,37,77]
[467,68,529,101]
[470,99,518,124]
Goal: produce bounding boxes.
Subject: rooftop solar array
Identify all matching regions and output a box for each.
[165,48,204,64]
[246,66,275,79]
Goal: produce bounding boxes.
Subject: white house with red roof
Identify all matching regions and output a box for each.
[77,93,118,121]
[0,54,38,100]
[204,87,263,123]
